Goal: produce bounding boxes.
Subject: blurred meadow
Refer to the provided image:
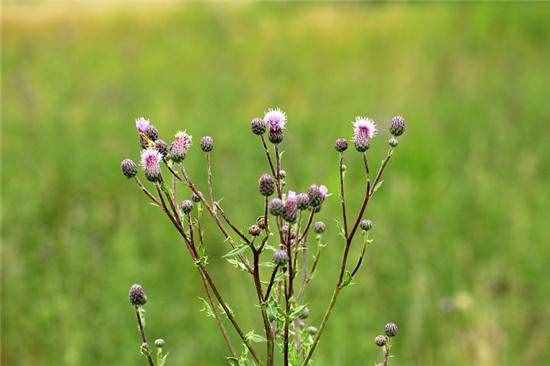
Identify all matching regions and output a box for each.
[2,2,550,365]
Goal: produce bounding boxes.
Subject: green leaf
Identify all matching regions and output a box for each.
[245,330,266,343]
[226,258,249,272]
[222,243,250,259]
[198,297,215,318]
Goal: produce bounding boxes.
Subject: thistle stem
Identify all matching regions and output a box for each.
[134,306,154,366]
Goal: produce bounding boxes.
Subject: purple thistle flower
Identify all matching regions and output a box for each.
[141,148,162,182]
[264,108,286,132]
[296,192,310,210]
[283,191,298,223]
[264,108,286,144]
[135,117,151,134]
[169,131,192,162]
[307,184,328,208]
[353,116,377,152]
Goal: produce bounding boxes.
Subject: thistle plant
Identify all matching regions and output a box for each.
[121,110,406,365]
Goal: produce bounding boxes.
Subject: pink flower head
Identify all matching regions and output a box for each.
[135,117,151,133]
[140,148,162,181]
[169,131,192,162]
[264,108,287,132]
[283,191,298,223]
[307,184,328,208]
[353,117,377,151]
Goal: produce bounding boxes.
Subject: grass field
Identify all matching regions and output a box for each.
[2,3,550,365]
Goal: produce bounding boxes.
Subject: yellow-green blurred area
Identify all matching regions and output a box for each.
[2,3,550,365]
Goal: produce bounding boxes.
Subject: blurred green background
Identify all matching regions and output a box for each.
[2,3,550,365]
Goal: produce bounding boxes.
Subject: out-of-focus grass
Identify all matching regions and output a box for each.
[2,3,550,365]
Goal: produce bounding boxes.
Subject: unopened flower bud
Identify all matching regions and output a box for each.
[273,248,288,265]
[359,219,373,231]
[155,139,168,157]
[375,335,388,347]
[335,138,348,152]
[389,115,406,137]
[251,117,266,135]
[129,284,147,306]
[313,221,326,234]
[200,136,214,152]
[277,170,286,180]
[296,193,310,210]
[180,200,194,214]
[355,139,370,152]
[121,159,137,178]
[259,174,276,196]
[307,184,328,208]
[389,137,399,148]
[192,191,203,203]
[145,125,159,141]
[154,339,165,348]
[256,217,267,229]
[282,191,298,223]
[268,198,284,216]
[249,224,261,237]
[385,322,398,337]
[269,130,284,144]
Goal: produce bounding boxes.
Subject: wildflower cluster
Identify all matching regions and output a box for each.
[121,109,406,365]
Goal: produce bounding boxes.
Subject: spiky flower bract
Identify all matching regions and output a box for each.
[375,335,388,347]
[140,148,162,182]
[313,221,326,234]
[169,131,192,162]
[129,284,147,306]
[296,192,310,210]
[283,191,298,223]
[335,138,348,152]
[307,184,328,208]
[155,139,168,157]
[389,115,406,137]
[268,198,284,216]
[200,136,214,152]
[353,116,377,152]
[251,117,266,135]
[360,219,373,231]
[180,200,194,214]
[120,159,137,178]
[258,174,276,196]
[273,249,289,265]
[385,322,398,337]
